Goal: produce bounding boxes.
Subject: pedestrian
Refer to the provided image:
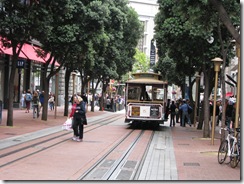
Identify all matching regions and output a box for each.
[226,99,234,128]
[169,100,176,127]
[69,96,77,132]
[69,94,75,105]
[32,90,40,118]
[212,101,220,126]
[81,92,88,112]
[70,96,86,142]
[25,89,32,113]
[175,100,180,123]
[39,91,44,112]
[231,102,236,128]
[48,94,55,110]
[21,90,26,109]
[164,99,171,120]
[216,100,222,126]
[106,96,111,109]
[179,99,192,127]
[178,99,183,125]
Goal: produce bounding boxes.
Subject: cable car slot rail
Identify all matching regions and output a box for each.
[78,129,154,180]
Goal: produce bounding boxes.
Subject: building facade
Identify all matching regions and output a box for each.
[128,0,159,58]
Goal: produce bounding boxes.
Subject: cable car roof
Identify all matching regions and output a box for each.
[126,72,168,85]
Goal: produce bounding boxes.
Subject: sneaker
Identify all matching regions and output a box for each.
[76,138,82,142]
[72,137,77,141]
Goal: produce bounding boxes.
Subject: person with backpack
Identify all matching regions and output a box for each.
[32,90,40,118]
[25,89,32,113]
[179,99,192,127]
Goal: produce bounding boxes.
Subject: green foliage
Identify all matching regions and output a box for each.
[154,0,239,86]
[94,1,142,81]
[132,48,149,73]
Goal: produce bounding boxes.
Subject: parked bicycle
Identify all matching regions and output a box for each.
[218,127,240,168]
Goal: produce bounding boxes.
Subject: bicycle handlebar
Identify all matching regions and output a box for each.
[219,127,240,134]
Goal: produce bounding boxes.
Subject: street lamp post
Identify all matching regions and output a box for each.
[194,72,200,127]
[211,57,223,145]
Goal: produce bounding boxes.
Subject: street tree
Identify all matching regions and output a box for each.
[86,1,142,110]
[172,0,240,137]
[132,48,149,73]
[154,0,239,137]
[30,0,87,120]
[0,0,41,126]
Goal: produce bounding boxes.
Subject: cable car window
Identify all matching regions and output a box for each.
[128,86,141,100]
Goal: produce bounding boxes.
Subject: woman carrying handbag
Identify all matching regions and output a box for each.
[70,96,86,142]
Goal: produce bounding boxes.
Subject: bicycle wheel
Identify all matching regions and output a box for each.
[230,143,240,168]
[218,140,228,164]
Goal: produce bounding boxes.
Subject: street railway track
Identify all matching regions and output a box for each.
[0,114,124,169]
[79,129,154,180]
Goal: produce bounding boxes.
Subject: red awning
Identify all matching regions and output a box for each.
[0,44,29,59]
[1,38,59,66]
[21,43,45,63]
[32,46,60,66]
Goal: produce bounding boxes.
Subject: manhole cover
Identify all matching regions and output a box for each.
[183,162,200,166]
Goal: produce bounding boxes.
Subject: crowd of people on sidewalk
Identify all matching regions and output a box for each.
[20,89,56,119]
[209,97,237,129]
[165,98,192,127]
[166,96,238,129]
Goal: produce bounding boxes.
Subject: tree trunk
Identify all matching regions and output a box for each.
[6,56,17,126]
[64,69,71,116]
[188,76,194,123]
[90,78,95,112]
[41,77,50,121]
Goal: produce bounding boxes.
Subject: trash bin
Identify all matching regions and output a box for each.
[0,100,2,124]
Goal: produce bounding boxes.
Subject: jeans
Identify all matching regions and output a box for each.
[33,104,39,118]
[72,118,84,139]
[170,112,176,126]
[49,102,54,110]
[182,111,191,126]
[226,116,232,128]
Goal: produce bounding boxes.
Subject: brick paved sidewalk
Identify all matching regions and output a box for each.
[168,122,240,180]
[0,105,106,140]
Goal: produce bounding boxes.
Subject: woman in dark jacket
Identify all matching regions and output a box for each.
[71,96,86,142]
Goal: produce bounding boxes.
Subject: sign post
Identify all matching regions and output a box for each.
[150,39,156,68]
